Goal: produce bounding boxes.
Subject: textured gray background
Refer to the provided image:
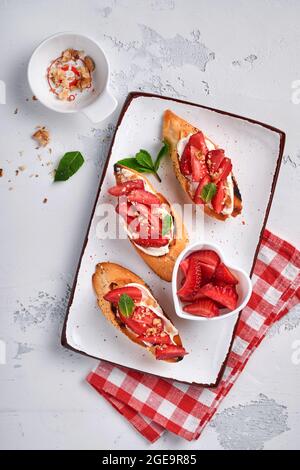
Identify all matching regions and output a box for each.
[0,0,299,450]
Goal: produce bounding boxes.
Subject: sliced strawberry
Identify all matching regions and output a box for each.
[155,345,187,360]
[207,149,225,175]
[138,333,171,345]
[132,306,163,330]
[128,203,162,239]
[127,189,161,206]
[119,314,148,336]
[134,238,169,248]
[190,146,208,182]
[177,256,202,301]
[119,306,163,336]
[212,182,226,214]
[128,202,148,218]
[180,144,192,176]
[189,250,220,282]
[214,157,232,183]
[189,131,208,156]
[108,180,144,196]
[179,258,190,277]
[183,299,219,317]
[104,286,142,303]
[116,202,136,226]
[194,175,211,204]
[199,283,238,310]
[214,262,238,285]
[190,290,209,301]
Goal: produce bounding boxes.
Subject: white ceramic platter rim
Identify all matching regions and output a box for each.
[62,92,285,386]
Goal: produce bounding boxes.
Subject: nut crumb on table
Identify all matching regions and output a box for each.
[32,126,50,147]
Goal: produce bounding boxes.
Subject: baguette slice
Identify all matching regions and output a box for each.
[162,109,242,221]
[92,262,186,362]
[112,164,189,282]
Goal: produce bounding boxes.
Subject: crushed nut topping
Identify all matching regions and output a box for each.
[32,127,50,147]
[47,48,95,101]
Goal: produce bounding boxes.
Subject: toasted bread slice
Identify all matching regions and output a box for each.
[92,262,185,362]
[162,109,242,221]
[113,164,189,281]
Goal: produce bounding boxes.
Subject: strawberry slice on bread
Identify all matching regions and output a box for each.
[162,110,242,221]
[93,262,187,362]
[108,164,189,282]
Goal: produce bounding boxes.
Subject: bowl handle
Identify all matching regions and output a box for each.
[82,88,117,123]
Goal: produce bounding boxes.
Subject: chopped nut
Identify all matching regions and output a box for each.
[18,165,26,172]
[84,55,95,72]
[0,169,3,177]
[32,95,38,101]
[32,127,50,147]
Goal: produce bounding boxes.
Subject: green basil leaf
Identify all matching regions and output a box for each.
[154,139,170,172]
[201,182,217,203]
[162,213,172,237]
[54,151,84,181]
[118,294,135,318]
[135,149,155,170]
[116,157,150,173]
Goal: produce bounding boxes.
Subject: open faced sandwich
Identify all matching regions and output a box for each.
[93,262,187,361]
[107,164,188,282]
[162,110,242,220]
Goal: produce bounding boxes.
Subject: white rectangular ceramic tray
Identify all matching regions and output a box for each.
[62,92,285,386]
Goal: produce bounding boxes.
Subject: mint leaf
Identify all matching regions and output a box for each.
[116,157,150,173]
[201,182,217,203]
[154,140,170,172]
[118,294,135,318]
[54,151,84,181]
[162,213,172,236]
[135,149,155,170]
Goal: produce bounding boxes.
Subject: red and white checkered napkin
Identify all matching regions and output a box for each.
[87,229,300,443]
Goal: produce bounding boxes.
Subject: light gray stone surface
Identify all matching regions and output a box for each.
[0,0,299,450]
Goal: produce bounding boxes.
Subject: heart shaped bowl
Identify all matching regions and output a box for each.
[172,241,253,322]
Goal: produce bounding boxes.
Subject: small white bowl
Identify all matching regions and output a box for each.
[28,32,117,123]
[172,241,252,322]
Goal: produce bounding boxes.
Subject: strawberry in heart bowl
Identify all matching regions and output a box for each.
[172,242,252,322]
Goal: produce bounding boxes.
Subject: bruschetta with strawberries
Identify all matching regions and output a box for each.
[93,262,187,361]
[107,164,189,282]
[162,110,242,221]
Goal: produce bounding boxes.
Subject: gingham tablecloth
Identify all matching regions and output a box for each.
[87,229,300,442]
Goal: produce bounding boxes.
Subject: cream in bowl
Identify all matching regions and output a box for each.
[172,242,252,322]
